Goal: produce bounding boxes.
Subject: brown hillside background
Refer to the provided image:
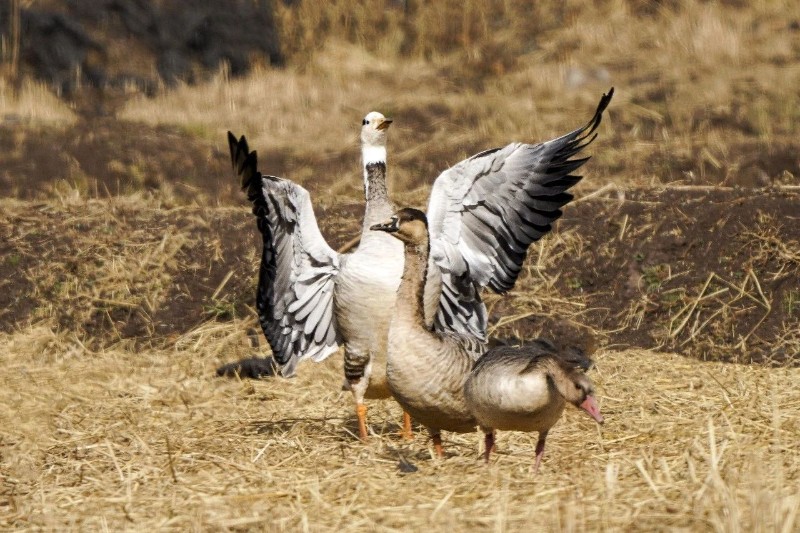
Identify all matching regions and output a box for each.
[1,1,799,531]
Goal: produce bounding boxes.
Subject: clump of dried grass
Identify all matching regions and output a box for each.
[6,196,184,338]
[1,319,798,531]
[273,0,554,69]
[119,44,444,154]
[0,78,76,126]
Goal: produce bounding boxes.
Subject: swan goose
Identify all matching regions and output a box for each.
[371,208,485,455]
[226,87,613,440]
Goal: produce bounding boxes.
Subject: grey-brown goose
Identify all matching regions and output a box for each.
[371,208,487,455]
[464,339,603,473]
[227,88,613,440]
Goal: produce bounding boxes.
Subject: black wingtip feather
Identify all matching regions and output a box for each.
[587,87,614,134]
[547,176,582,189]
[227,131,238,166]
[241,151,259,189]
[537,88,614,194]
[533,89,613,191]
[225,132,281,366]
[227,131,259,190]
[564,88,613,152]
[227,133,270,216]
[545,156,591,177]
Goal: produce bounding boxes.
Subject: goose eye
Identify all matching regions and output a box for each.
[362,119,369,125]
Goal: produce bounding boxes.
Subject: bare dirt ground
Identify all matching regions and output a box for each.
[2,186,797,365]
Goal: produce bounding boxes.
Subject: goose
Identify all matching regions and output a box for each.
[228,115,413,441]
[370,208,485,455]
[373,210,603,461]
[464,339,604,473]
[226,87,613,440]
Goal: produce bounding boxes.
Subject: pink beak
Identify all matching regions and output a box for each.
[580,395,604,424]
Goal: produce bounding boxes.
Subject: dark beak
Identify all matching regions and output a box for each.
[370,218,398,232]
[376,118,393,131]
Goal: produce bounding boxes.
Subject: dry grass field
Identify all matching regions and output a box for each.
[1,0,799,531]
[2,333,799,531]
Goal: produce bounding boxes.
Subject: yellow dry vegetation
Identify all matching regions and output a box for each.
[119,0,800,194]
[0,78,76,126]
[1,324,798,531]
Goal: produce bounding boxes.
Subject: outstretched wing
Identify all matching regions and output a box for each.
[427,88,613,337]
[229,132,341,377]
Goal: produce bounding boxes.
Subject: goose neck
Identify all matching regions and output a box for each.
[396,240,430,329]
[362,144,389,203]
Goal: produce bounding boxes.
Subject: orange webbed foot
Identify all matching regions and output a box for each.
[401,412,413,441]
[356,404,368,441]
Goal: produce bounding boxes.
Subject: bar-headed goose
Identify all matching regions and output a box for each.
[226,87,613,440]
[464,339,604,473]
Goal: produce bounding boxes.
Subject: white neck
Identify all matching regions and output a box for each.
[362,144,386,166]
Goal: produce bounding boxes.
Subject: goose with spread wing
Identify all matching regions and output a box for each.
[227,87,613,440]
[229,114,422,440]
[372,209,603,460]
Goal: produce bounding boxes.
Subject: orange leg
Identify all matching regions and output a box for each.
[432,433,444,458]
[401,412,413,440]
[356,404,368,440]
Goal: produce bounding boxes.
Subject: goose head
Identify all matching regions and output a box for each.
[361,111,393,151]
[556,370,604,424]
[370,207,428,245]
